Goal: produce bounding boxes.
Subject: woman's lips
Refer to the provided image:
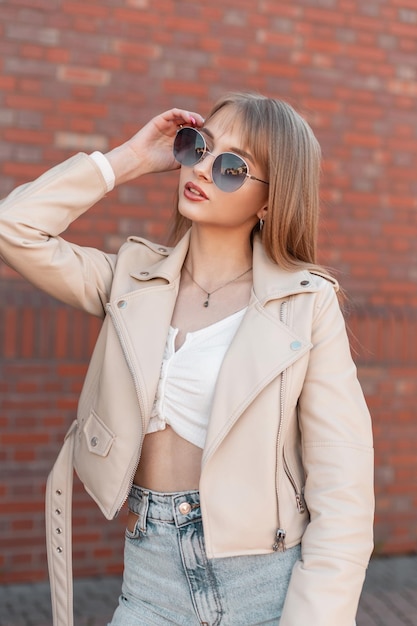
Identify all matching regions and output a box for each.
[184,181,208,200]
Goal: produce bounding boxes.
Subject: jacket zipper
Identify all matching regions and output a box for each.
[273,300,288,552]
[283,454,306,514]
[106,303,146,517]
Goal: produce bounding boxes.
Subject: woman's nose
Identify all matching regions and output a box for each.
[193,150,214,181]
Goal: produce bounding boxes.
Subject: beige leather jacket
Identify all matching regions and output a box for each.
[0,154,374,626]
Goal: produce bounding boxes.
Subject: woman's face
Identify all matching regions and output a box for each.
[177,108,269,235]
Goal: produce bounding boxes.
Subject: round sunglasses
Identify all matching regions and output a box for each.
[173,126,269,193]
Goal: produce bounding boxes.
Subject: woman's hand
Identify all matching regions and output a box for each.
[105,108,204,186]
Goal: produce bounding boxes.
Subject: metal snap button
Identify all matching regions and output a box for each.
[158,247,166,253]
[90,436,99,447]
[117,300,127,308]
[56,546,63,553]
[56,528,62,534]
[140,271,149,276]
[179,502,191,515]
[300,280,310,286]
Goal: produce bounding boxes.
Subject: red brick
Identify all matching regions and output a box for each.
[4,127,53,143]
[58,100,108,118]
[112,39,161,59]
[98,54,123,71]
[1,432,50,446]
[16,78,41,93]
[389,20,417,37]
[13,449,37,462]
[113,8,161,26]
[0,75,17,90]
[57,65,110,86]
[164,16,208,34]
[20,44,44,59]
[304,7,347,26]
[46,48,71,63]
[163,80,208,98]
[61,2,110,17]
[3,308,17,358]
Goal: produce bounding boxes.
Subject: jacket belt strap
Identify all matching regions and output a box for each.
[45,420,77,626]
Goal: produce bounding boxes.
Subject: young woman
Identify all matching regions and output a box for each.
[0,92,374,626]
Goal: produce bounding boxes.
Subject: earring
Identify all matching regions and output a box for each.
[259,218,264,231]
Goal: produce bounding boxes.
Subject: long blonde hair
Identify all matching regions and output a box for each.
[170,92,323,272]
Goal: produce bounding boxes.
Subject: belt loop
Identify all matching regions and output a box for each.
[138,489,150,533]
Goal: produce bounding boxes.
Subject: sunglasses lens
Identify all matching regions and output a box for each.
[173,129,249,193]
[173,127,205,166]
[212,153,247,192]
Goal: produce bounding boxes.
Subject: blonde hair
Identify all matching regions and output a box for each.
[170,92,323,272]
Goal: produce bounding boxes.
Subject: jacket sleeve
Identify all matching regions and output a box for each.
[280,280,374,626]
[0,153,117,318]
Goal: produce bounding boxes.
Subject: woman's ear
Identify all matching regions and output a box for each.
[256,207,268,221]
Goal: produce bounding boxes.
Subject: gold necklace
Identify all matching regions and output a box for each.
[183,265,252,307]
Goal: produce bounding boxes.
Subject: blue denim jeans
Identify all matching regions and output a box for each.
[109,485,301,626]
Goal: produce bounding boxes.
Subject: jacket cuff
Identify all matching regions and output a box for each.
[89,151,115,192]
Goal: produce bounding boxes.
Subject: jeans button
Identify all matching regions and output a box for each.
[179,502,191,515]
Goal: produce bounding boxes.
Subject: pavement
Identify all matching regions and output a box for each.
[0,554,417,626]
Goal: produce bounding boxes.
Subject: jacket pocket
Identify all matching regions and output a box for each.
[84,410,115,457]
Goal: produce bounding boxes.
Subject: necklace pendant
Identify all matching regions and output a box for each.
[183,265,252,309]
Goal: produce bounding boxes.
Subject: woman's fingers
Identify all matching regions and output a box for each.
[155,108,205,135]
[105,107,205,185]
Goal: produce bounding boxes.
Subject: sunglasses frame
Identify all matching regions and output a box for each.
[173,126,269,193]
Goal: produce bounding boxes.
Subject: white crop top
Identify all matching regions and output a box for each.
[147,308,247,449]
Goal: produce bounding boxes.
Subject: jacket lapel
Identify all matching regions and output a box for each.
[202,236,331,464]
[107,282,178,421]
[106,232,191,420]
[203,297,311,464]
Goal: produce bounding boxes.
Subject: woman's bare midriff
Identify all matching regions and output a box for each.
[133,425,203,491]
[127,427,202,532]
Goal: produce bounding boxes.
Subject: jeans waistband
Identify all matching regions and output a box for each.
[128,484,201,531]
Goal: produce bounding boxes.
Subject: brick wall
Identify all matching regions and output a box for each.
[1,0,417,583]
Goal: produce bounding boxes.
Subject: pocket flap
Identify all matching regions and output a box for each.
[84,410,115,457]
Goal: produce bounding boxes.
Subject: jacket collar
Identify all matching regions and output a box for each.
[129,230,191,283]
[251,234,338,302]
[128,229,338,299]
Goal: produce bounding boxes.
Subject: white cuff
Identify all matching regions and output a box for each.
[89,151,115,192]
